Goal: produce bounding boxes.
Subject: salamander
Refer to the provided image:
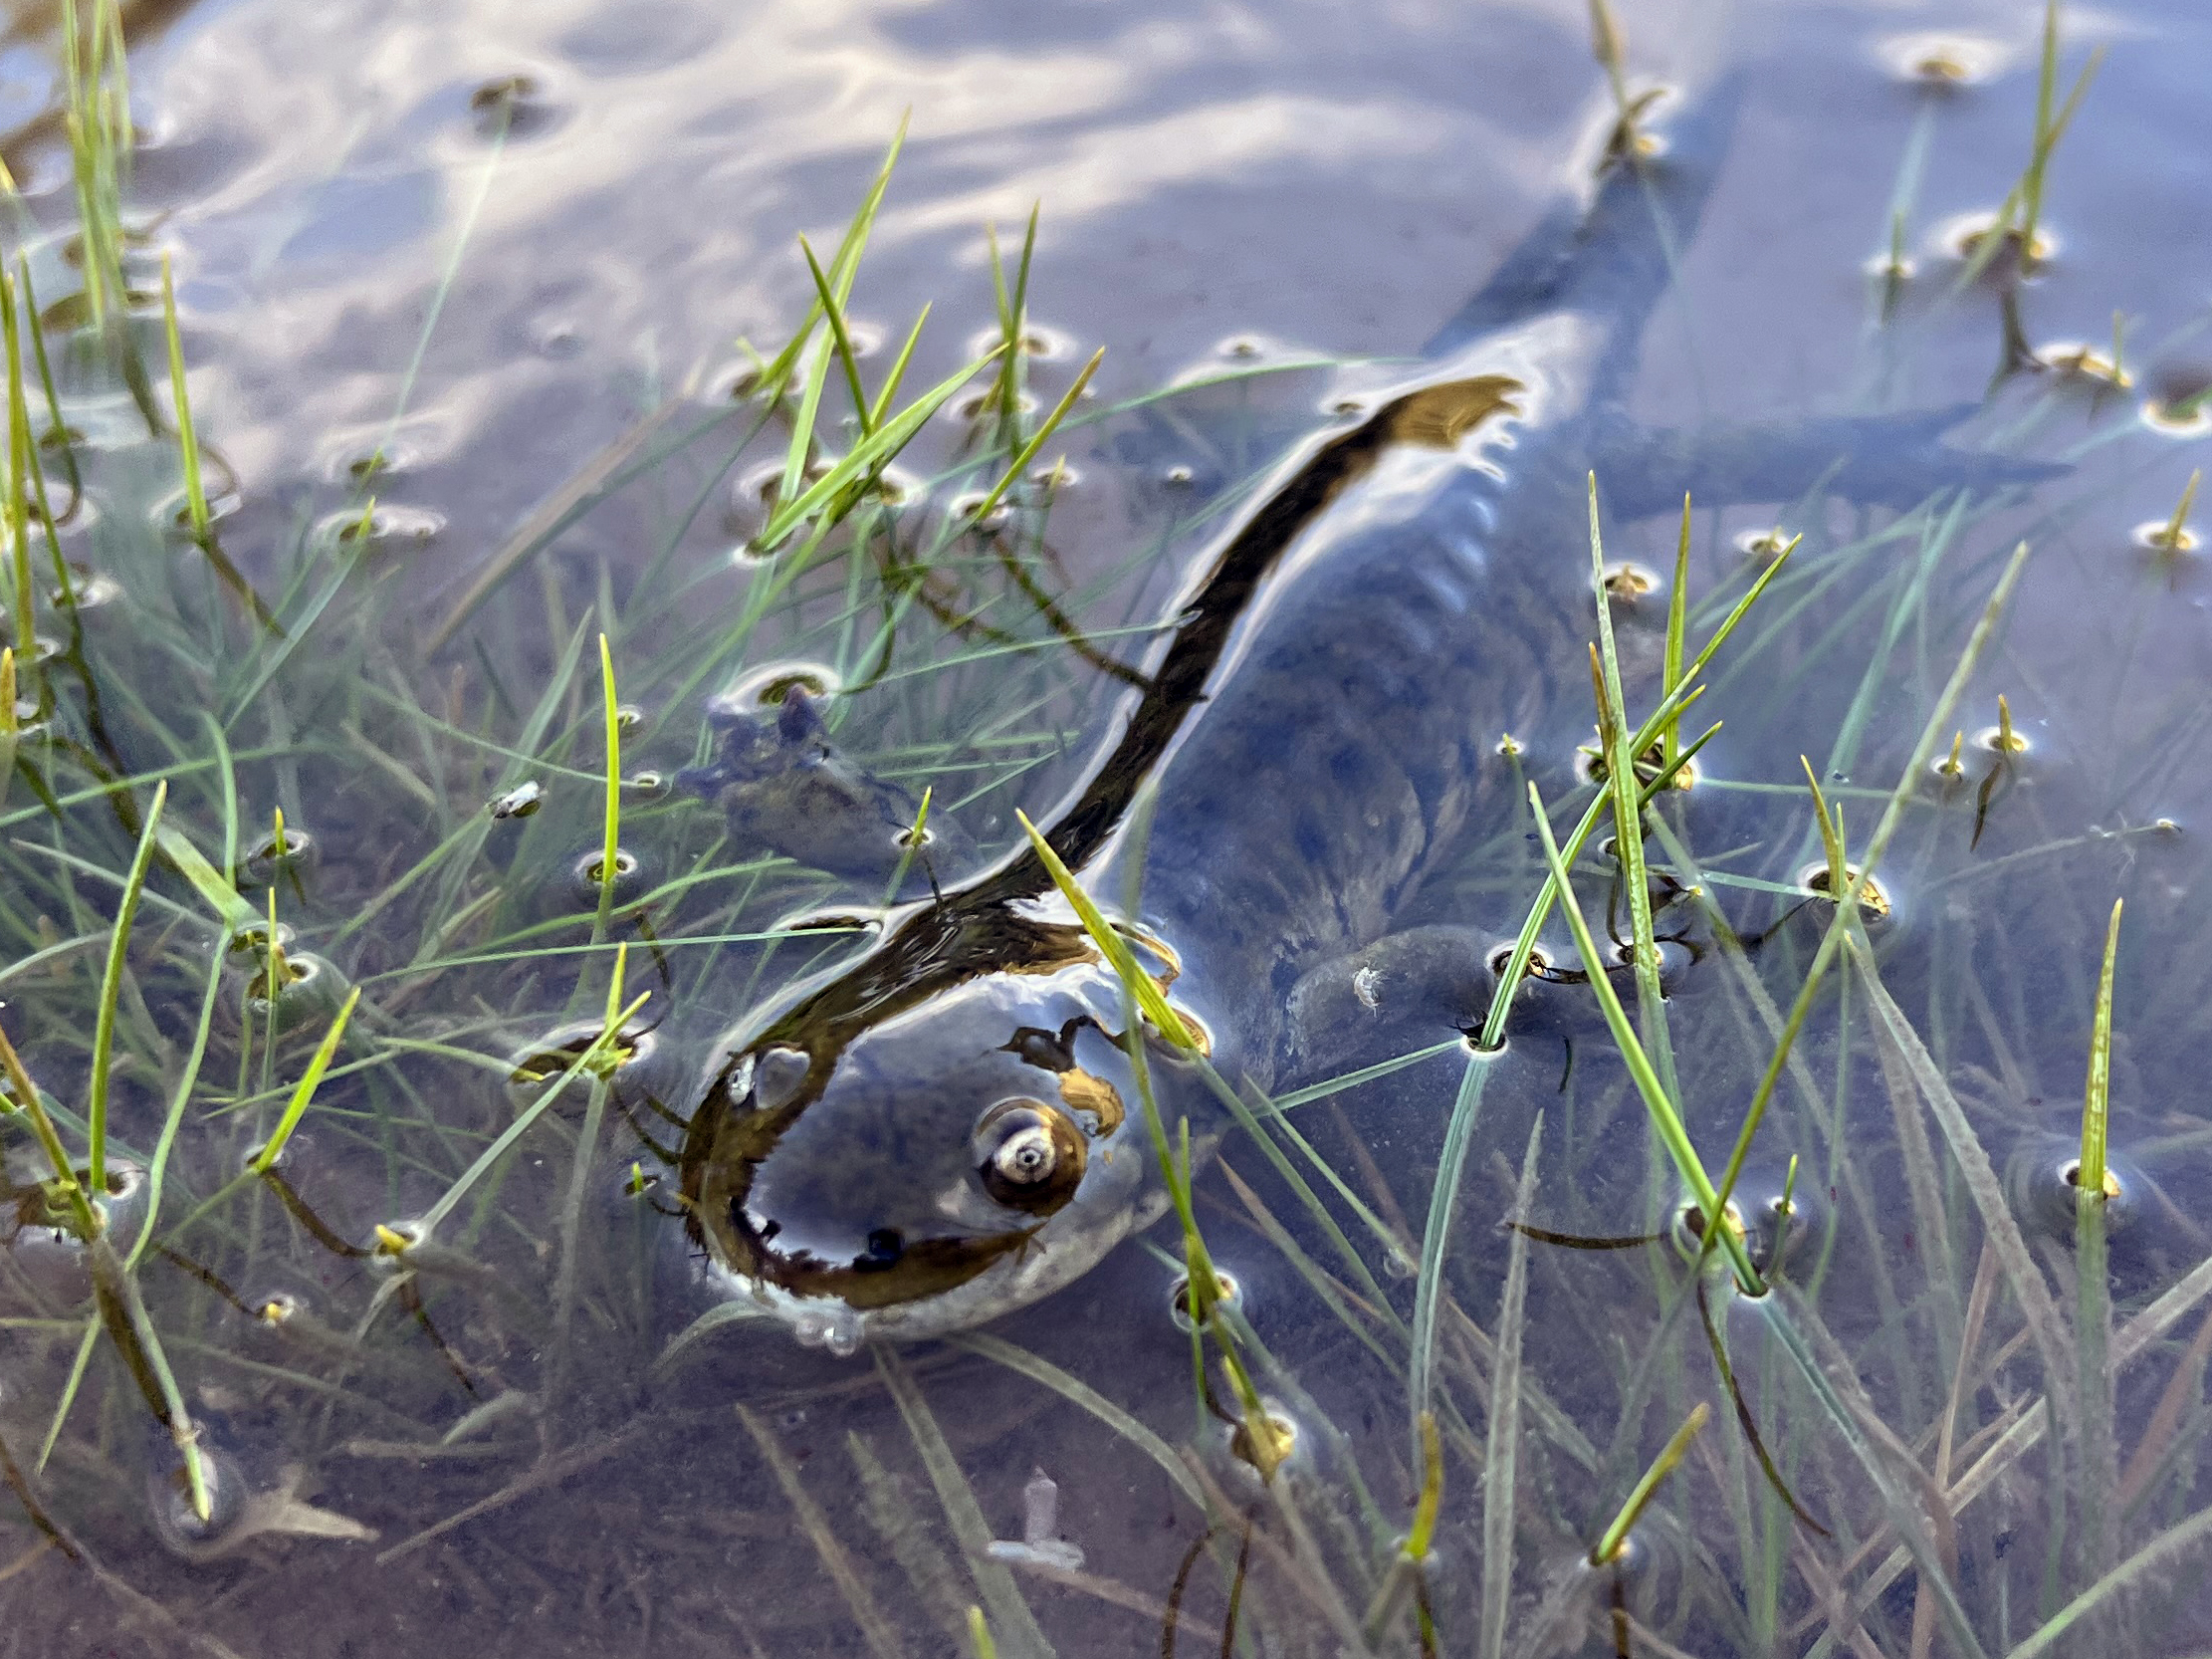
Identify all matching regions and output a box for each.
[673,79,2054,1352]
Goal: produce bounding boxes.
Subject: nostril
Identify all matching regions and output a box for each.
[862,1228,905,1268]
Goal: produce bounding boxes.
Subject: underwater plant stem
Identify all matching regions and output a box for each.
[88,780,166,1193]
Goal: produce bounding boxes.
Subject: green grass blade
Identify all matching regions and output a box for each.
[160,255,209,540]
[1409,1054,1492,1431]
[595,630,622,930]
[756,345,1007,552]
[2079,898,2121,1199]
[799,234,875,438]
[1592,1403,1708,1565]
[1015,809,1193,1049]
[250,986,362,1173]
[88,780,166,1191]
[125,938,228,1271]
[963,348,1105,530]
[1526,776,1759,1290]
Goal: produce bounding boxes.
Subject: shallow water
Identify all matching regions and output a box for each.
[3,0,2212,1655]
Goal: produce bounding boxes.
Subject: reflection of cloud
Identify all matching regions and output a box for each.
[894,96,1551,241]
[100,0,1581,507]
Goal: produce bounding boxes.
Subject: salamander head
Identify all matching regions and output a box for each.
[681,946,1189,1351]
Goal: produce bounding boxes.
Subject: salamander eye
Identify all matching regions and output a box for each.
[974,1098,1087,1215]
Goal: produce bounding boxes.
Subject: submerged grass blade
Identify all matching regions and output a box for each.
[160,255,210,541]
[1409,1055,1491,1432]
[88,781,166,1191]
[736,1402,908,1659]
[1476,1115,1542,1659]
[876,1347,1051,1658]
[1701,543,2031,1274]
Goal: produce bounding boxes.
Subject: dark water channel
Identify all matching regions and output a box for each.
[3,0,2212,1655]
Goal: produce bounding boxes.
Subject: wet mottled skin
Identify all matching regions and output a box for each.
[676,81,2054,1351]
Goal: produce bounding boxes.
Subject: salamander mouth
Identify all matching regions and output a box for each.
[721,1203,1043,1312]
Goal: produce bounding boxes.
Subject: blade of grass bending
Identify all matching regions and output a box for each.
[876,1348,1051,1658]
[1476,1116,1542,1659]
[160,255,209,540]
[154,820,258,933]
[1699,543,2030,1281]
[736,1403,907,1659]
[1527,777,1761,1291]
[249,986,362,1173]
[755,344,1007,552]
[88,780,166,1191]
[963,348,1104,530]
